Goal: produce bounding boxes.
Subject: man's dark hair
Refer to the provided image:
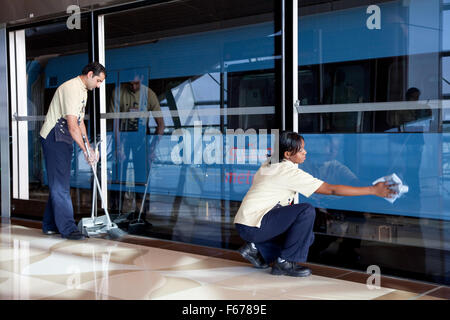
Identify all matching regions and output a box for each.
[278,131,304,161]
[82,62,107,78]
[405,87,420,100]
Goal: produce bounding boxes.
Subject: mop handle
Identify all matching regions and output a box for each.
[82,135,93,158]
[91,166,113,227]
[82,135,113,227]
[83,135,99,220]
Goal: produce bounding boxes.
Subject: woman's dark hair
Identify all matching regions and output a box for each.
[278,131,304,161]
[82,61,107,78]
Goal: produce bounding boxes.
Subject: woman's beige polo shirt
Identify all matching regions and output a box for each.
[40,76,88,139]
[234,159,323,228]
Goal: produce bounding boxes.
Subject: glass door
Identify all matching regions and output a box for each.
[99,0,280,246]
[9,18,96,221]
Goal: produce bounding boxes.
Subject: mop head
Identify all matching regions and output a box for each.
[128,218,152,235]
[107,225,128,239]
[112,212,134,228]
[78,216,128,239]
[79,136,128,240]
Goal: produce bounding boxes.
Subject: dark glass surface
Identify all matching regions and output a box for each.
[103,0,280,249]
[296,0,450,285]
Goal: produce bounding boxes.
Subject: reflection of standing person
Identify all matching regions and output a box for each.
[40,62,106,240]
[110,74,165,219]
[388,88,426,208]
[403,88,424,206]
[388,87,421,130]
[235,131,395,277]
[113,76,164,135]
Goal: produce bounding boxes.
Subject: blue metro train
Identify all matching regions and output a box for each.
[29,0,449,220]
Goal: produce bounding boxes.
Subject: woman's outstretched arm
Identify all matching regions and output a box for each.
[315,181,396,198]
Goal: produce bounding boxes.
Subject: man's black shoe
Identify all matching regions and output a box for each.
[42,230,59,235]
[271,260,312,277]
[238,243,269,269]
[63,230,86,240]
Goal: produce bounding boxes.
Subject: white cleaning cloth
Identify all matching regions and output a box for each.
[372,173,409,203]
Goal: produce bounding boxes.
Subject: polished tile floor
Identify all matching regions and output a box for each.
[0,221,448,300]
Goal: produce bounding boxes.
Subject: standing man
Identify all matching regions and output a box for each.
[40,62,106,240]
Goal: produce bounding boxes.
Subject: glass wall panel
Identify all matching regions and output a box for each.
[298,0,450,284]
[103,0,279,246]
[13,17,93,218]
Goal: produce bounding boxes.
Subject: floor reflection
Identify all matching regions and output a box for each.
[110,195,242,249]
[1,223,432,300]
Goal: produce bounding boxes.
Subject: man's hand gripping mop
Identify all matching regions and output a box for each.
[78,136,127,239]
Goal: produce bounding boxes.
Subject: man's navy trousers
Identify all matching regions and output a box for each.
[235,203,316,264]
[41,127,78,237]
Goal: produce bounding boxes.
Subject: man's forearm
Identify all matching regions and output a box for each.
[69,124,88,153]
[79,121,89,144]
[155,117,165,135]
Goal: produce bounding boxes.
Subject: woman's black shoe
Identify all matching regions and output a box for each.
[271,260,311,277]
[238,243,269,269]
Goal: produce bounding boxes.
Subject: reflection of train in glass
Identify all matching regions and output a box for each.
[30,0,449,221]
[34,20,279,203]
[297,51,445,220]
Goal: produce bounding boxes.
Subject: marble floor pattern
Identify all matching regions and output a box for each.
[0,223,447,300]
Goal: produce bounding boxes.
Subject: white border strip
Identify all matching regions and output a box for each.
[282,0,286,130]
[14,115,90,121]
[16,30,29,200]
[292,0,299,205]
[295,100,450,114]
[292,0,298,133]
[9,31,18,199]
[100,106,275,119]
[98,14,108,209]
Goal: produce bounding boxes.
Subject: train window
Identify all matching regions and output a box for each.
[444,57,450,96]
[444,10,450,51]
[106,83,116,132]
[324,63,369,133]
[387,60,406,102]
[227,70,276,131]
[299,67,319,105]
[329,65,367,104]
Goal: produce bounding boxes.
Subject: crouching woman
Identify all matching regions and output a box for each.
[234,131,396,277]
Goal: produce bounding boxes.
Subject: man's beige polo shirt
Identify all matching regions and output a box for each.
[40,76,87,139]
[234,159,323,228]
